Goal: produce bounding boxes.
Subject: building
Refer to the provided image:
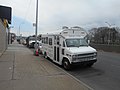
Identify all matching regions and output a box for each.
[0,5,12,56]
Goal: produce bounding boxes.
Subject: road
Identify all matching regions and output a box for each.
[67,51,120,90]
[30,48,120,90]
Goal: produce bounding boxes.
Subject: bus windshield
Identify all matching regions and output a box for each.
[66,39,88,47]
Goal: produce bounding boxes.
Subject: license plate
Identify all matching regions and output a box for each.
[81,58,90,62]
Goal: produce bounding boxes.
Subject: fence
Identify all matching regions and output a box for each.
[90,43,120,53]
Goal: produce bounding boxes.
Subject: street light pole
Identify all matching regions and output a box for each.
[19,25,20,37]
[35,0,38,50]
[8,26,14,44]
[19,22,24,38]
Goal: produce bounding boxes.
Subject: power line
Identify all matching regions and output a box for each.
[22,0,32,23]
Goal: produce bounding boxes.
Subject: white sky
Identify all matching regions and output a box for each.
[1,0,120,36]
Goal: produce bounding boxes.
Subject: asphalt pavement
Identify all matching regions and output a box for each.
[0,41,92,90]
[67,51,120,90]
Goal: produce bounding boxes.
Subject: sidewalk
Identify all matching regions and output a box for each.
[0,41,93,90]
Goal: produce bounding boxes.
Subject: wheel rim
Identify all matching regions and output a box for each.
[63,60,69,69]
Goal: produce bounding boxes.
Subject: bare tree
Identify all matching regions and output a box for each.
[89,27,120,45]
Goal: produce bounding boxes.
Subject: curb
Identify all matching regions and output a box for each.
[41,55,94,90]
[0,50,6,57]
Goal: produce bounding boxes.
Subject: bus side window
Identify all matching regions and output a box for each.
[42,38,43,43]
[57,36,59,45]
[49,38,52,45]
[46,37,48,44]
[54,36,56,44]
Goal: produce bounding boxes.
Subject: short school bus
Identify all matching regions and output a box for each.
[41,26,97,70]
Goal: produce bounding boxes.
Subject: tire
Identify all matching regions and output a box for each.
[62,59,71,70]
[44,52,48,59]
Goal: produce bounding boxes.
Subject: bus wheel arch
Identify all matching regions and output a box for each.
[62,57,71,70]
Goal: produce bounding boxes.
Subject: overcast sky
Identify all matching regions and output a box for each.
[1,0,120,36]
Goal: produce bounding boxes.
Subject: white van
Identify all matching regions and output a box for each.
[41,26,97,70]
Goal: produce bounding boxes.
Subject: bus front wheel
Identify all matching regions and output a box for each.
[62,59,71,70]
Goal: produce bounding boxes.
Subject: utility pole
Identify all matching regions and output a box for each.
[35,0,38,50]
[19,22,24,38]
[8,26,14,44]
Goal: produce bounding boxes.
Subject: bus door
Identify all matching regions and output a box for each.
[54,36,60,62]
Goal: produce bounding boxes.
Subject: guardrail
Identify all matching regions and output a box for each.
[90,44,120,53]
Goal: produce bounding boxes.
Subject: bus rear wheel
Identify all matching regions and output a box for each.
[62,59,71,70]
[44,52,48,59]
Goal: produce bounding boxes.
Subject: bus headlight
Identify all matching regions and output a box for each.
[72,55,76,59]
[94,52,97,56]
[72,55,77,61]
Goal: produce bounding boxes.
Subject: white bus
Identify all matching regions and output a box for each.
[41,26,97,70]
